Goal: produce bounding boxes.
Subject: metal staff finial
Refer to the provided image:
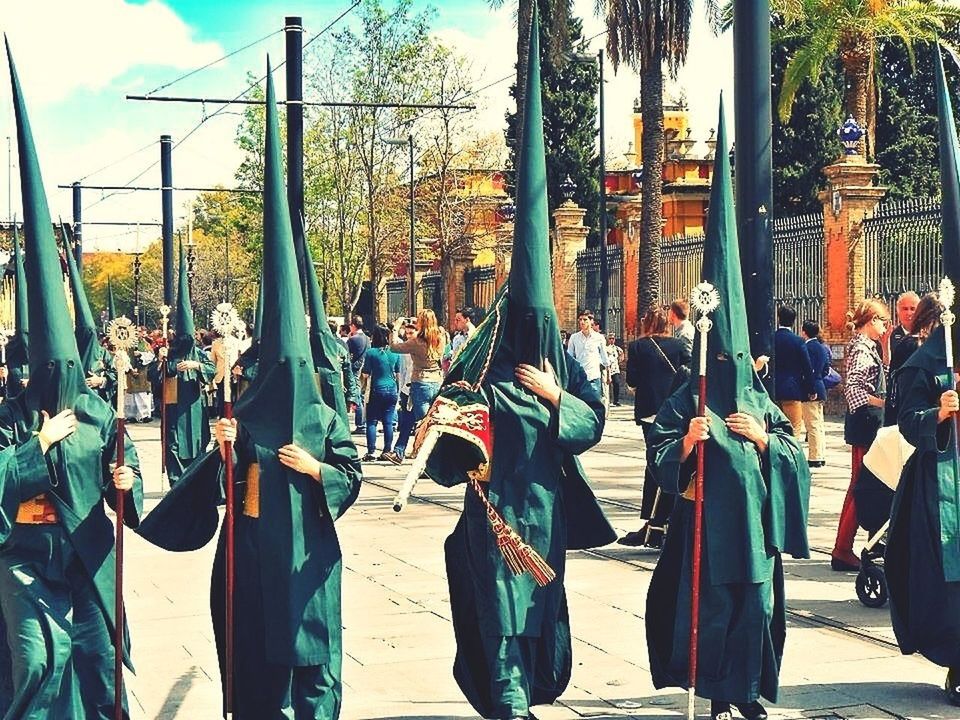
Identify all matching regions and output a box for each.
[941,277,956,369]
[686,280,720,720]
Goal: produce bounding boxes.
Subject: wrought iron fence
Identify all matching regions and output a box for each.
[862,197,941,312]
[575,245,624,339]
[421,271,444,323]
[386,277,408,321]
[658,211,825,326]
[464,264,497,313]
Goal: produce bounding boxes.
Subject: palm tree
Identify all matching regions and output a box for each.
[775,0,960,157]
[594,0,719,321]
[487,0,573,161]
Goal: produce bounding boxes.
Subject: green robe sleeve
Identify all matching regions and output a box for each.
[316,410,362,520]
[898,365,951,454]
[760,409,811,559]
[102,426,144,529]
[554,363,604,455]
[648,387,698,495]
[0,437,52,542]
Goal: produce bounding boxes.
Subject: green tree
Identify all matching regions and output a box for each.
[774,0,960,158]
[595,0,720,317]
[505,6,600,241]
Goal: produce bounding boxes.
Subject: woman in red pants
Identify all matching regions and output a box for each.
[834,298,889,570]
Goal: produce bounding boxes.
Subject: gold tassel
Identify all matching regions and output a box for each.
[470,477,556,587]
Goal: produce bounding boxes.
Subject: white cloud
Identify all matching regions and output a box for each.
[1,0,223,106]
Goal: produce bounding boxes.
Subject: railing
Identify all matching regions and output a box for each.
[863,197,941,312]
[386,277,408,321]
[464,264,497,313]
[575,245,624,339]
[658,211,826,325]
[421,271,444,323]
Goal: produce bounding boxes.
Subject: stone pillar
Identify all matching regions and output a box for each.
[551,200,589,332]
[818,155,886,343]
[619,198,642,339]
[494,223,514,286]
[448,248,477,326]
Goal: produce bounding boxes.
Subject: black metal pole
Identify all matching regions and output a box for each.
[598,50,608,333]
[733,0,774,385]
[72,181,82,269]
[225,235,231,303]
[133,254,142,325]
[408,135,416,317]
[285,16,308,301]
[161,135,174,306]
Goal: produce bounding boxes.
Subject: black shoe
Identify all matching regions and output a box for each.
[807,459,825,468]
[711,701,732,720]
[361,453,375,462]
[831,552,860,571]
[946,668,960,706]
[734,701,768,720]
[617,530,646,547]
[352,426,365,435]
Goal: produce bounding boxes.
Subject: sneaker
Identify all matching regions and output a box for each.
[808,459,826,468]
[710,701,732,720]
[382,451,403,466]
[946,668,960,706]
[361,453,375,462]
[352,426,366,435]
[733,701,768,720]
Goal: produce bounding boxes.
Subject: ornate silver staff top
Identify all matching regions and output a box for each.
[690,282,721,378]
[210,303,245,404]
[940,277,956,370]
[108,316,138,415]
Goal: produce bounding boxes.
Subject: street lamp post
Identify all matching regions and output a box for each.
[186,238,197,299]
[133,254,142,326]
[384,134,415,316]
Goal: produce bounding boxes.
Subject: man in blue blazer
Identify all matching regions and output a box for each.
[801,320,832,468]
[774,306,816,439]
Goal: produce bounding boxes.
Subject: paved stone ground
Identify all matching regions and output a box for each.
[118,407,960,720]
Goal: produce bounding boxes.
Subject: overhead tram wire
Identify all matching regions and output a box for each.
[83,0,361,213]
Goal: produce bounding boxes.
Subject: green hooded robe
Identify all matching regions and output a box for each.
[0,37,144,720]
[886,49,960,671]
[148,243,215,486]
[417,12,616,717]
[644,100,810,705]
[62,224,117,405]
[137,58,361,720]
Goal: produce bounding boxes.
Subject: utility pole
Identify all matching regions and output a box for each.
[286,15,308,300]
[72,181,82,268]
[161,134,174,306]
[6,136,11,225]
[733,0,775,390]
[598,49,608,334]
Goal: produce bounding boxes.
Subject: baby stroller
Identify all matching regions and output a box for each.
[853,425,912,607]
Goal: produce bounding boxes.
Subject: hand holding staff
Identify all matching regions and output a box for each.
[211,302,244,717]
[107,316,136,720]
[687,281,720,720]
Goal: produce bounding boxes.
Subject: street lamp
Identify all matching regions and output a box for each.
[384,134,415,316]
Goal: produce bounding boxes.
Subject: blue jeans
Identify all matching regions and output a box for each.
[394,392,415,457]
[410,381,440,423]
[365,390,398,454]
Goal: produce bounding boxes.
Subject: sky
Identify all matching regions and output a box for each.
[0,0,734,252]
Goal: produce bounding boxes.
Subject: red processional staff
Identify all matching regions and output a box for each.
[159,303,171,490]
[211,302,244,717]
[687,282,720,720]
[107,316,137,720]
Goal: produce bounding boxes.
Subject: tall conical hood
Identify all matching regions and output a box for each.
[503,5,566,380]
[12,222,27,339]
[694,96,767,417]
[304,239,348,419]
[61,223,101,374]
[234,57,325,448]
[171,241,195,357]
[937,48,960,284]
[6,37,90,413]
[106,276,116,321]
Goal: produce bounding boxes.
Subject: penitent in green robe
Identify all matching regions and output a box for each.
[887,328,960,669]
[136,409,361,718]
[645,384,809,704]
[149,347,215,485]
[0,391,143,719]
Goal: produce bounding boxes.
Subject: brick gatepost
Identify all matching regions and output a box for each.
[494,222,514,288]
[551,200,588,332]
[817,154,886,414]
[618,197,642,340]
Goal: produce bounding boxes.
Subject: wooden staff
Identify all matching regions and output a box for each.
[212,303,242,717]
[687,282,719,720]
[159,304,171,490]
[107,317,136,720]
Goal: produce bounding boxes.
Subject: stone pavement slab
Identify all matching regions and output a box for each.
[116,409,960,719]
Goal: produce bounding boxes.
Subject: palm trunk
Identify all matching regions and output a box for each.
[638,43,664,317]
[840,34,872,158]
